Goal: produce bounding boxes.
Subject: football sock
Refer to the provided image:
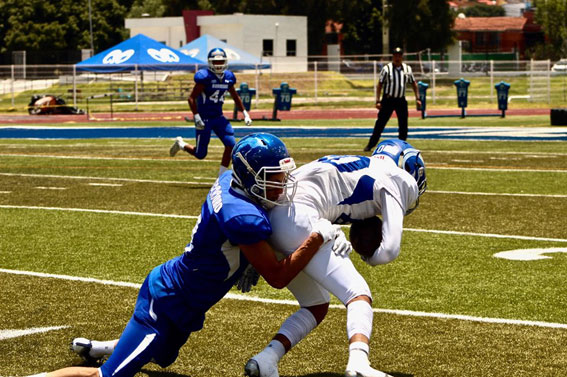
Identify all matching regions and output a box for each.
[90,339,116,358]
[178,138,188,149]
[257,339,285,365]
[276,307,317,348]
[347,341,370,368]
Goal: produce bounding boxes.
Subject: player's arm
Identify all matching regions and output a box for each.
[187,83,205,115]
[240,220,335,289]
[365,189,404,266]
[228,85,252,125]
[228,85,246,112]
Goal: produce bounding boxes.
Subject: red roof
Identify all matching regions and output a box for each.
[454,17,527,32]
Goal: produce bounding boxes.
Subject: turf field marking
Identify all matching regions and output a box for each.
[493,247,567,261]
[88,183,124,187]
[0,268,565,330]
[0,173,212,186]
[2,172,565,199]
[430,166,567,173]
[0,326,70,341]
[0,191,11,194]
[0,153,219,163]
[1,205,564,243]
[428,190,567,198]
[405,228,567,243]
[0,205,199,219]
[34,186,67,190]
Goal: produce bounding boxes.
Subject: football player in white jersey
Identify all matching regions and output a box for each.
[245,139,427,377]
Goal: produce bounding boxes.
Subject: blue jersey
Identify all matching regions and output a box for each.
[149,171,271,313]
[194,68,237,119]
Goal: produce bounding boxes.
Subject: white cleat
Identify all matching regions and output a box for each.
[244,354,279,377]
[345,364,392,377]
[169,136,184,157]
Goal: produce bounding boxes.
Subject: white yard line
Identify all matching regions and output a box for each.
[0,268,565,330]
[0,172,212,186]
[2,172,563,199]
[0,153,218,163]
[2,204,565,243]
[428,190,567,198]
[429,165,567,173]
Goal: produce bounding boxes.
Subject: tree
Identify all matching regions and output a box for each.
[387,0,455,53]
[128,0,166,17]
[460,4,506,17]
[534,0,567,59]
[0,0,128,63]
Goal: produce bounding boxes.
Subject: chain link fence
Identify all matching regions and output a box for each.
[1,58,566,114]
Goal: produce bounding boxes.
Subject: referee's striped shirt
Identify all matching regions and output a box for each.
[379,62,415,98]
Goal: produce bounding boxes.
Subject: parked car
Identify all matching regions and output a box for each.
[551,59,567,72]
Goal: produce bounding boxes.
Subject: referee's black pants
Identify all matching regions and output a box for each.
[366,97,408,150]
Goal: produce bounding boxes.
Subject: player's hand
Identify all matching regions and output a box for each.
[243,110,252,126]
[194,113,205,130]
[311,218,336,244]
[332,226,352,257]
[375,101,381,110]
[235,264,260,293]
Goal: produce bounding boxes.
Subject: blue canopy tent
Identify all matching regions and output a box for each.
[76,34,204,72]
[74,34,204,110]
[179,34,270,70]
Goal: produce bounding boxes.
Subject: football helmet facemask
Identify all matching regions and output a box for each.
[232,133,297,209]
[372,139,427,214]
[207,48,228,76]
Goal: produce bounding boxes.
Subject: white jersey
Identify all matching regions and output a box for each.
[291,154,419,224]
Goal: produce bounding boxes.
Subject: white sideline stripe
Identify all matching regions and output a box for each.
[0,268,565,330]
[0,326,69,341]
[0,172,211,186]
[34,186,67,190]
[405,228,567,243]
[88,183,123,187]
[2,204,565,243]
[428,190,567,198]
[0,205,199,219]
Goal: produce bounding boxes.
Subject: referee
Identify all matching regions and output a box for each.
[364,47,421,151]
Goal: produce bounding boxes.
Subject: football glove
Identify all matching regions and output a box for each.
[243,110,252,126]
[311,218,336,244]
[235,264,260,293]
[194,113,205,130]
[332,226,352,257]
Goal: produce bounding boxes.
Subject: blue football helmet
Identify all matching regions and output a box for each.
[208,48,228,76]
[232,133,297,209]
[373,139,427,213]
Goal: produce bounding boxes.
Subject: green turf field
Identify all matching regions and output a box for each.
[0,123,566,377]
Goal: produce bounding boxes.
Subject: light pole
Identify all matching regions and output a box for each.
[274,22,279,71]
[88,0,94,53]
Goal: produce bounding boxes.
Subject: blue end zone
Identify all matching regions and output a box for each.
[1,126,566,141]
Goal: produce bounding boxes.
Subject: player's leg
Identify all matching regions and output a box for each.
[212,116,236,175]
[366,99,395,151]
[396,98,409,141]
[269,204,389,376]
[245,269,330,377]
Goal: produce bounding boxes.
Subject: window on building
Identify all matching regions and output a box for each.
[263,39,274,56]
[286,40,297,56]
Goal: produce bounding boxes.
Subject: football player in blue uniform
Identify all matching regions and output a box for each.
[29,133,341,377]
[170,47,253,176]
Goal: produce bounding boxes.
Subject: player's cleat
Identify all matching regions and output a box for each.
[70,338,101,365]
[345,364,392,377]
[169,136,184,157]
[244,355,279,377]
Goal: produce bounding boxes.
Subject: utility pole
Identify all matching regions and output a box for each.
[382,0,389,55]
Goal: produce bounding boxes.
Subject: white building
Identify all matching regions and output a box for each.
[125,13,308,72]
[125,17,187,48]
